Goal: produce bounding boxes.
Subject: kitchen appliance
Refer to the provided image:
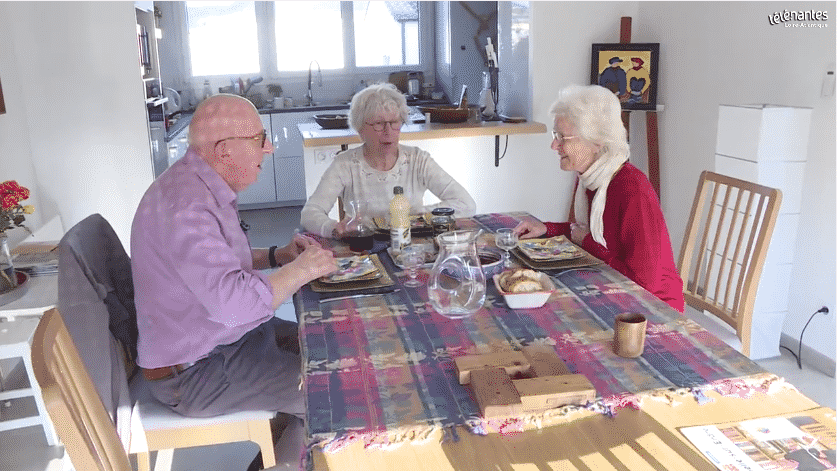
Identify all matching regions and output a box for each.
[407,72,423,97]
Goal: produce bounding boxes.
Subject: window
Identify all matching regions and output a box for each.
[186,1,259,76]
[353,2,419,67]
[274,2,344,70]
[184,1,423,77]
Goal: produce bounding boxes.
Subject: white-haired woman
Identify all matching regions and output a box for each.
[301,82,476,238]
[513,84,683,312]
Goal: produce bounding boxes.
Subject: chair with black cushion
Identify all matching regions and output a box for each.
[678,171,782,357]
[58,214,276,471]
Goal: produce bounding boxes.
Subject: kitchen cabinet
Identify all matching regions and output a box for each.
[714,104,812,359]
[270,110,319,206]
[238,115,276,206]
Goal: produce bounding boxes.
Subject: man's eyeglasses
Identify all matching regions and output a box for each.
[215,130,268,149]
[552,131,579,143]
[365,120,403,132]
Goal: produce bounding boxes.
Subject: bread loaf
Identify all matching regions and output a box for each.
[499,269,544,293]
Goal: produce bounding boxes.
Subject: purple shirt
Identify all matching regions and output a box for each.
[131,149,275,369]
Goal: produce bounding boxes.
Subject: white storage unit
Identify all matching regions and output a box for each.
[714,104,812,359]
[272,111,319,205]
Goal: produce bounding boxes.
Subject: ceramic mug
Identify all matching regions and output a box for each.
[273,97,284,109]
[613,312,647,358]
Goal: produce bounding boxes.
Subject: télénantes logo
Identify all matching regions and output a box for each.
[768,9,829,27]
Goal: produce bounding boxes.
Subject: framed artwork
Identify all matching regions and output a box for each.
[591,43,659,110]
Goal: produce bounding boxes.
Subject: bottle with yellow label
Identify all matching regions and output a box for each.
[389,186,411,252]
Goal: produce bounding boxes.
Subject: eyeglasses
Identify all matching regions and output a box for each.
[214,130,268,149]
[552,131,579,143]
[365,120,403,132]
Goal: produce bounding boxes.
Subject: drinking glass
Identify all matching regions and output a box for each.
[494,228,518,268]
[399,245,424,288]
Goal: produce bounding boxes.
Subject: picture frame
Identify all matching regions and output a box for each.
[591,43,659,110]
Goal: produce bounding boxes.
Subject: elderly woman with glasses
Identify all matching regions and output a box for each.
[301,82,476,239]
[513,84,683,312]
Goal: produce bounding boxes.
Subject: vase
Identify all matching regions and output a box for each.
[0,234,17,293]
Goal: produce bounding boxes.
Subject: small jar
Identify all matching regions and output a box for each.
[431,207,456,236]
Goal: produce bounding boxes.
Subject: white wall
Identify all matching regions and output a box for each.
[634,2,835,364]
[0,2,154,249]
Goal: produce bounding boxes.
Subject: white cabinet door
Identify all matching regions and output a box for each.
[275,155,306,202]
[238,115,277,205]
[271,111,322,202]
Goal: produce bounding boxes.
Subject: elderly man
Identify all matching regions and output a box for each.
[131,94,337,419]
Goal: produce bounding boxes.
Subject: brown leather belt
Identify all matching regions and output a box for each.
[142,362,195,381]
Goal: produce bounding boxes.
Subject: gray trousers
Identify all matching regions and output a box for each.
[145,317,305,418]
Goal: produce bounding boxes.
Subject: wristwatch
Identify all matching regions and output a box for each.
[268,245,279,268]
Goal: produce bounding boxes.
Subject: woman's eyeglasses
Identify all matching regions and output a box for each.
[215,130,268,149]
[551,131,579,143]
[365,120,403,132]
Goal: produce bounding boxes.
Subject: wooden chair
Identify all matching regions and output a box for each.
[58,214,277,471]
[678,171,782,357]
[31,308,133,471]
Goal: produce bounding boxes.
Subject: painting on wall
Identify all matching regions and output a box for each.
[591,43,659,111]
[0,77,5,114]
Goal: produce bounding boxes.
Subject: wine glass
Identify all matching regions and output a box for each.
[399,245,424,288]
[494,228,519,268]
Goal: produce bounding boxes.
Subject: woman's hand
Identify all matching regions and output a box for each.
[513,219,547,239]
[331,219,350,239]
[570,223,590,245]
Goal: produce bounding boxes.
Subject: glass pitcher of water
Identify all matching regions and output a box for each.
[427,230,486,319]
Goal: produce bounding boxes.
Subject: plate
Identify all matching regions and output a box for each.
[320,255,381,283]
[373,214,433,234]
[517,236,583,261]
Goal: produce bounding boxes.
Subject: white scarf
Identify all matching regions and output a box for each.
[574,149,629,249]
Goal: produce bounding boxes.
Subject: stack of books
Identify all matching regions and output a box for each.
[13,250,58,277]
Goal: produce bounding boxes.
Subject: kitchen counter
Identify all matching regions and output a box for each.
[298,120,547,148]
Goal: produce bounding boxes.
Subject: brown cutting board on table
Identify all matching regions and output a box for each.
[455,346,597,418]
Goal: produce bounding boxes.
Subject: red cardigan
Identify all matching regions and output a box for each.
[545,163,684,312]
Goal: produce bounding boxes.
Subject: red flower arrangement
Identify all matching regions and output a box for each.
[1,180,34,235]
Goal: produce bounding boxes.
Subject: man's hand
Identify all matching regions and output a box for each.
[275,232,322,266]
[513,219,547,240]
[286,246,339,282]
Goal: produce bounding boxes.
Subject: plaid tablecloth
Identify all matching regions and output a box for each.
[295,212,767,452]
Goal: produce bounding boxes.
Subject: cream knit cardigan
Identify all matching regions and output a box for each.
[300,144,476,237]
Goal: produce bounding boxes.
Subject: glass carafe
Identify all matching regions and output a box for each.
[427,230,486,319]
[343,199,374,252]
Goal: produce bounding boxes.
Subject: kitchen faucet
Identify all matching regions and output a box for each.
[305,60,322,106]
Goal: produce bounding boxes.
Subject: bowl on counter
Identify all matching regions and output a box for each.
[313,114,349,129]
[417,105,468,124]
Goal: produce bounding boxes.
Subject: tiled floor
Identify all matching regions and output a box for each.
[2,206,835,471]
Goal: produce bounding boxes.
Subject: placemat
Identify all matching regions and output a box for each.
[309,254,395,293]
[512,246,603,270]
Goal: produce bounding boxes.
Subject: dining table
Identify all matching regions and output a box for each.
[292,212,834,471]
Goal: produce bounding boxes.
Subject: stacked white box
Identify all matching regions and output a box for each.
[714,104,812,359]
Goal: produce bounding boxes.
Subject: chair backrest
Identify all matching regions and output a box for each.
[678,171,782,356]
[31,308,132,471]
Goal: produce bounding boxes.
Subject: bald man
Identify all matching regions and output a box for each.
[131,94,337,419]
